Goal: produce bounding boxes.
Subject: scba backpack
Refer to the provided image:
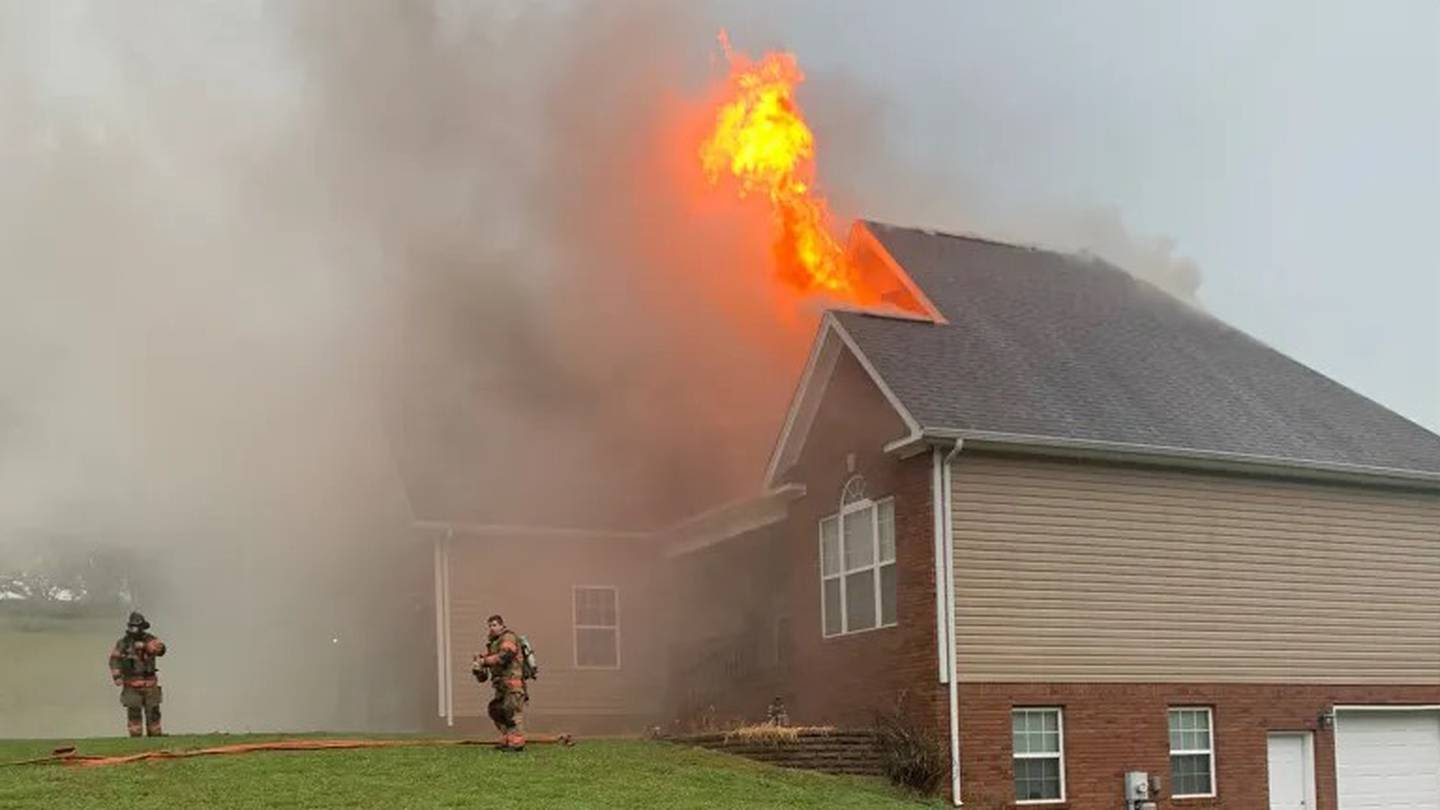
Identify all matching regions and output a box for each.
[518,635,539,680]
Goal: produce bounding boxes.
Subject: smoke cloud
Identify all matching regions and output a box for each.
[0,1,1203,736]
[805,70,1204,304]
[0,0,811,735]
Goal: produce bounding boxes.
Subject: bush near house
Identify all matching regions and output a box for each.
[873,695,948,795]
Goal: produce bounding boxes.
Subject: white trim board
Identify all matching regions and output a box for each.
[662,484,806,558]
[432,536,447,719]
[1333,704,1440,712]
[413,522,651,542]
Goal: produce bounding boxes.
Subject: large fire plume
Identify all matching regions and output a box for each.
[700,34,871,304]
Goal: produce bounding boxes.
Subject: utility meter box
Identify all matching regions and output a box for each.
[1124,772,1157,810]
[1124,771,1151,799]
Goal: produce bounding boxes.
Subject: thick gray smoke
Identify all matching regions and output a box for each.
[0,0,809,736]
[0,1,1203,736]
[805,71,1204,303]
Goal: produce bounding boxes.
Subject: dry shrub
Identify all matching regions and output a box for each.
[874,693,948,794]
[721,724,835,746]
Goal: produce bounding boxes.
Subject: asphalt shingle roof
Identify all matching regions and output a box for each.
[835,221,1440,475]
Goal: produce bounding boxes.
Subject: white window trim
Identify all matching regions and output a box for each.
[572,585,621,670]
[1012,707,1067,805]
[819,496,898,638]
[1168,706,1217,799]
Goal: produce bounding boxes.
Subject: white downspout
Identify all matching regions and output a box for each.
[443,526,455,727]
[943,440,965,806]
[433,533,447,719]
[931,449,950,681]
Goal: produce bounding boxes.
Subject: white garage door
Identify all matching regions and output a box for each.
[1336,709,1440,810]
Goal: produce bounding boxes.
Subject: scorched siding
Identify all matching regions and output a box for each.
[949,454,1440,683]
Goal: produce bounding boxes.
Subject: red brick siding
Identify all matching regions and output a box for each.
[957,682,1440,810]
[778,350,946,731]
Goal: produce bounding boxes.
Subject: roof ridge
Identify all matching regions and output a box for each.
[862,217,1084,259]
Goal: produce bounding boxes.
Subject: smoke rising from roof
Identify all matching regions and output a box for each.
[0,1,1205,735]
[0,0,812,734]
[802,70,1204,304]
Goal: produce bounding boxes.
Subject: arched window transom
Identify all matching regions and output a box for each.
[840,474,868,506]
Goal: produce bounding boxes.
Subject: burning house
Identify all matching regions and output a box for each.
[667,220,1440,809]
[420,218,1440,808]
[414,35,1439,810]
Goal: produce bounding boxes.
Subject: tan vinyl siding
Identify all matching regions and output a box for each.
[446,538,664,721]
[950,454,1440,683]
[449,599,648,718]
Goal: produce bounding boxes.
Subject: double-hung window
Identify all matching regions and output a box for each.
[1169,707,1215,797]
[819,495,896,637]
[1013,708,1066,803]
[573,586,620,669]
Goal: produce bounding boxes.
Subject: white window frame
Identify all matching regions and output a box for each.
[1168,706,1217,799]
[572,585,621,670]
[1012,707,1067,805]
[818,495,897,638]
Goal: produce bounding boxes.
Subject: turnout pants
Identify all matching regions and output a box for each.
[487,688,526,748]
[120,685,163,737]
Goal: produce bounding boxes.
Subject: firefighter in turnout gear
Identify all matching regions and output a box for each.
[471,614,526,751]
[108,612,167,737]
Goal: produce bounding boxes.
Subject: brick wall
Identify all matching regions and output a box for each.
[665,450,945,733]
[664,524,789,729]
[777,350,946,732]
[956,682,1440,810]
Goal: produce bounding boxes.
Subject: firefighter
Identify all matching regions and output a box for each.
[471,614,526,751]
[108,611,167,737]
[767,696,790,727]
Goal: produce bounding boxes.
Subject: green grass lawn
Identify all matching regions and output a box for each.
[0,614,118,738]
[0,735,941,809]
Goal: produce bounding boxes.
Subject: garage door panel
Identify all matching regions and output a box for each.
[1336,710,1440,810]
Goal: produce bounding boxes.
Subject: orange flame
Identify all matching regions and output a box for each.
[699,33,867,302]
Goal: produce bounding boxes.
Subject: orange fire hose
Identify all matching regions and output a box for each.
[5,734,575,768]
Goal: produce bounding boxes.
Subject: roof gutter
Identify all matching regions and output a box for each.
[916,429,1440,491]
[940,439,965,806]
[662,484,807,558]
[412,521,652,542]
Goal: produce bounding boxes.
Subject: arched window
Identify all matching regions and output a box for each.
[819,472,897,638]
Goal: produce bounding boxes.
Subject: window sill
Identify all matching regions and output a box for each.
[1171,795,1217,802]
[821,622,898,641]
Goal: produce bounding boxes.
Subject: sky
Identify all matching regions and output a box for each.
[4,0,1438,502]
[703,0,1440,433]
